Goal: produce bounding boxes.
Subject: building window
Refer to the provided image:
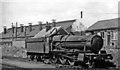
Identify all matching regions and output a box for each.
[111,31,113,40]
[107,32,111,45]
[101,32,104,38]
[112,31,117,40]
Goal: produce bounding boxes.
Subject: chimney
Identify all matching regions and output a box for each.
[46,22,51,32]
[52,19,56,27]
[11,23,15,33]
[38,21,42,31]
[28,23,32,32]
[20,24,24,32]
[80,11,83,19]
[3,26,7,34]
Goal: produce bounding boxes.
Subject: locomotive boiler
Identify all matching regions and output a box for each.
[26,27,116,68]
[52,35,103,54]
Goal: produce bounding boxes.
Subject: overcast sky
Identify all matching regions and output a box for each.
[0,0,119,32]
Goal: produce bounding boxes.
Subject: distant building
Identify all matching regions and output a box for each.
[72,19,87,32]
[86,18,119,48]
[0,19,76,46]
[86,18,120,67]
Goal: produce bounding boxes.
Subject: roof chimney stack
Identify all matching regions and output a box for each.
[52,19,56,27]
[20,24,24,32]
[3,26,7,34]
[46,22,51,32]
[28,23,32,32]
[38,21,42,31]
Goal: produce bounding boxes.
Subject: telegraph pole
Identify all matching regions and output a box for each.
[81,11,83,19]
[11,23,14,41]
[15,22,18,40]
[24,26,27,39]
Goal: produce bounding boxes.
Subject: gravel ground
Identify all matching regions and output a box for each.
[1,58,55,68]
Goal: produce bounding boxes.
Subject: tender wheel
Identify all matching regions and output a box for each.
[36,55,42,61]
[30,55,35,61]
[41,55,50,64]
[43,59,50,64]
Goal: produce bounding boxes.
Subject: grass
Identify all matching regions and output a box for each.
[1,45,27,58]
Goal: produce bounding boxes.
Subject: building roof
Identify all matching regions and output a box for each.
[0,19,76,39]
[33,26,69,38]
[86,18,119,32]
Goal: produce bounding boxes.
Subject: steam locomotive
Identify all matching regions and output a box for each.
[26,26,116,68]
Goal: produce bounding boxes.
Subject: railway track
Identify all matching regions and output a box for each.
[2,56,84,69]
[2,56,119,70]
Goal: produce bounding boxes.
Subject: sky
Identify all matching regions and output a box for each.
[0,0,119,32]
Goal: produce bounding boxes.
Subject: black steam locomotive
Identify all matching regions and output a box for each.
[26,27,116,68]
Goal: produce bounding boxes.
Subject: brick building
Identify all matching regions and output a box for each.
[86,18,119,48]
[86,18,120,67]
[0,19,76,46]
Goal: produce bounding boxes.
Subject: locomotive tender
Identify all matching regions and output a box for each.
[26,26,116,68]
